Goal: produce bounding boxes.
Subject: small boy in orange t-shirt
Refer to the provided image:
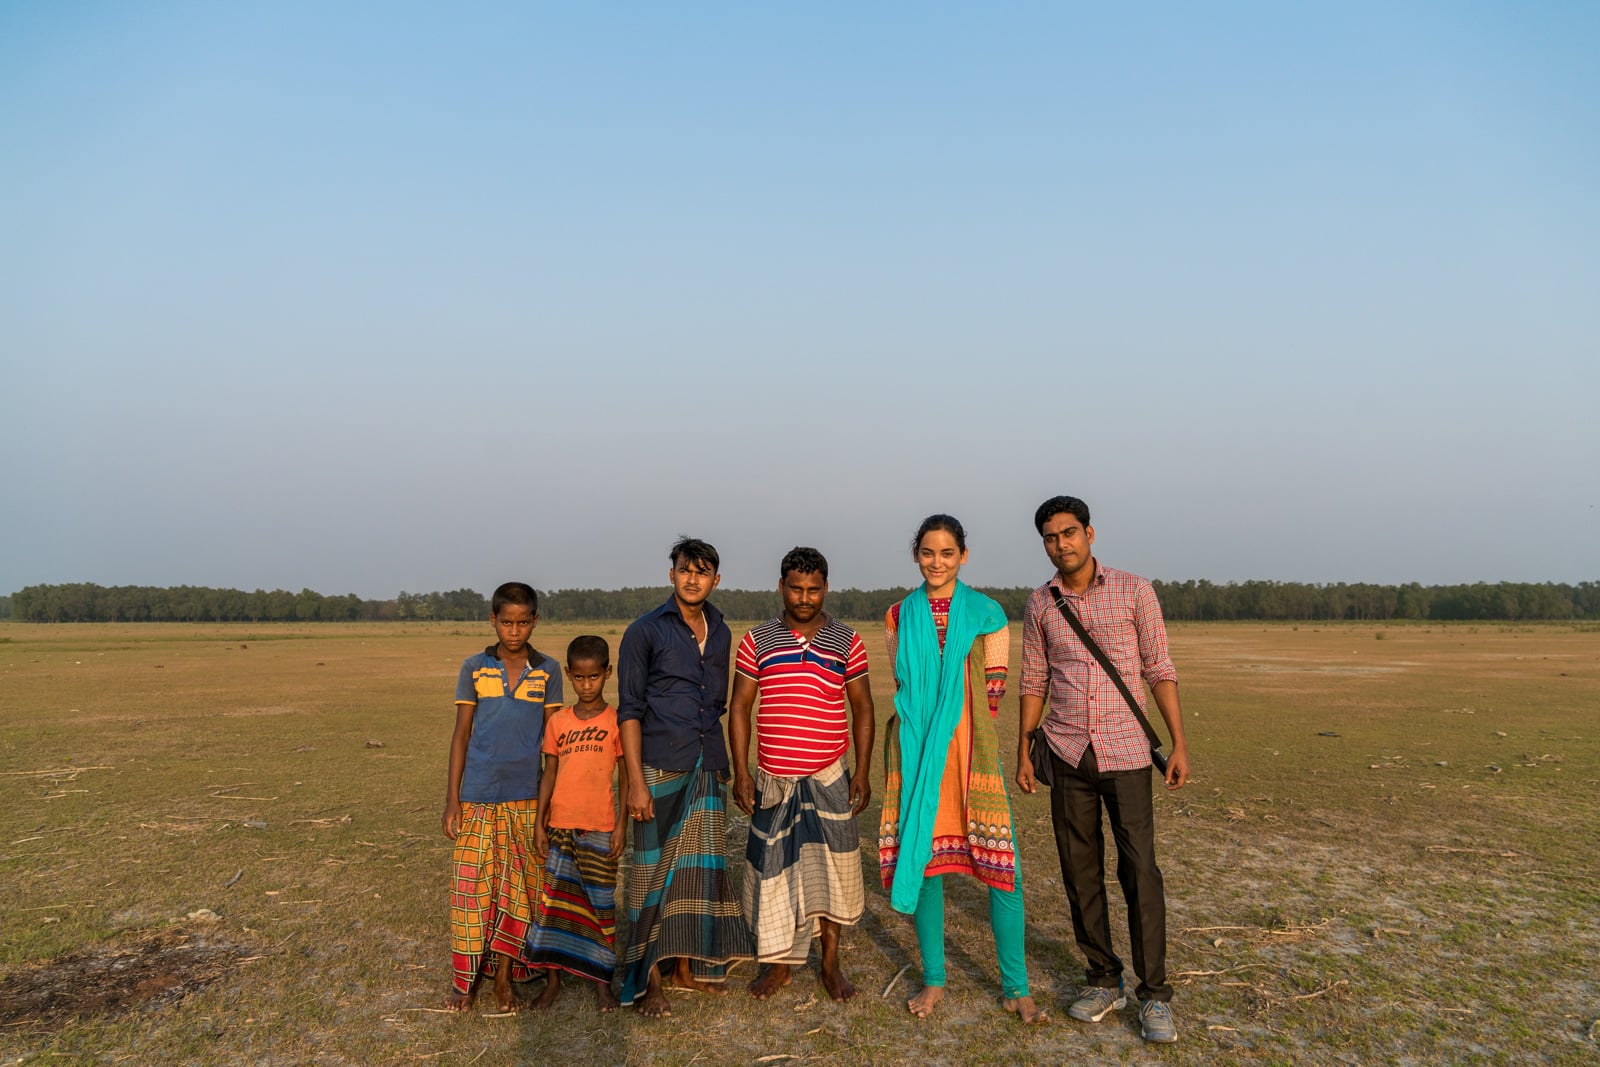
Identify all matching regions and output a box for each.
[528,635,626,1012]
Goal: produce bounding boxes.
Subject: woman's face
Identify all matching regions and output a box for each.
[915,528,968,593]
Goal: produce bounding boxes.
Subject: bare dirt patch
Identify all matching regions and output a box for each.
[218,705,306,718]
[0,929,258,1034]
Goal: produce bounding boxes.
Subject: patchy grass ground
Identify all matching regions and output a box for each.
[1,620,1597,1065]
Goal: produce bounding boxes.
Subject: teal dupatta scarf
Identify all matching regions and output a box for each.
[889,579,1009,914]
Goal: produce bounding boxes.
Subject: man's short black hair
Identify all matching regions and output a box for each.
[670,536,720,574]
[1034,495,1092,535]
[779,546,828,583]
[491,581,538,615]
[566,634,610,668]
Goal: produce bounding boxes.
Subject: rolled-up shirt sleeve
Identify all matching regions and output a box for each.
[1134,580,1178,687]
[1020,598,1049,699]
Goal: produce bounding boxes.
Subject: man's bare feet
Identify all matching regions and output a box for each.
[443,989,476,1012]
[749,963,792,999]
[635,988,672,1017]
[664,957,727,995]
[636,968,672,1018]
[530,970,562,1011]
[907,985,944,1018]
[596,981,620,1013]
[819,962,856,1001]
[817,920,855,1001]
[1004,995,1049,1024]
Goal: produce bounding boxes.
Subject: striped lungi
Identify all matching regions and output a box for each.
[526,828,619,984]
[743,757,865,963]
[618,762,752,1005]
[449,799,542,995]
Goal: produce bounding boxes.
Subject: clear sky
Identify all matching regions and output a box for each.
[3,3,1596,598]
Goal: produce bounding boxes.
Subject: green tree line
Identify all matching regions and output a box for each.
[7,585,487,623]
[9,580,1599,624]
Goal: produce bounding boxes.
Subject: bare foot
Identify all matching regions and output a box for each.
[596,981,620,1013]
[665,958,728,995]
[819,963,856,1002]
[635,987,672,1018]
[907,985,944,1018]
[749,964,792,1000]
[530,970,561,1011]
[491,957,519,1014]
[636,967,673,1018]
[443,990,476,1013]
[1004,995,1049,1024]
[817,918,855,1001]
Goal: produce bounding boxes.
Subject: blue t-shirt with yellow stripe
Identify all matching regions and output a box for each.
[455,645,564,804]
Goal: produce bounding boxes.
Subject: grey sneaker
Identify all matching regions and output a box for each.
[1066,982,1127,1022]
[1139,999,1178,1043]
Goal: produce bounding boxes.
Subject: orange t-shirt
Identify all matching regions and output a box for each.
[542,705,623,832]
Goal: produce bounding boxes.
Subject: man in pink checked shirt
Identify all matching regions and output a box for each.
[1015,495,1191,1044]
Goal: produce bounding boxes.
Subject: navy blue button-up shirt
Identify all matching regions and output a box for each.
[617,596,732,773]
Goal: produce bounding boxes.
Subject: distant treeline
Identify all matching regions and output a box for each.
[1150,579,1600,622]
[6,585,483,623]
[8,580,1600,624]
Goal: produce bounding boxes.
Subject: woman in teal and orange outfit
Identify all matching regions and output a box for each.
[879,514,1045,1022]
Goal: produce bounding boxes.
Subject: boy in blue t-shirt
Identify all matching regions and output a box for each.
[442,582,563,1012]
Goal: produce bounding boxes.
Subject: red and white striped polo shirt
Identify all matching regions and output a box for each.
[735,616,869,777]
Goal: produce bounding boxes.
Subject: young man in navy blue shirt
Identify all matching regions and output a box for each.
[616,537,753,1017]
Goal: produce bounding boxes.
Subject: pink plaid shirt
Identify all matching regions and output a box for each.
[1021,561,1178,772]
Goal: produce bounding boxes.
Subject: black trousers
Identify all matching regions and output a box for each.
[1049,744,1172,1002]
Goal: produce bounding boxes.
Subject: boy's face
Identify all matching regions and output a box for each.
[669,558,720,608]
[566,657,612,706]
[492,604,537,654]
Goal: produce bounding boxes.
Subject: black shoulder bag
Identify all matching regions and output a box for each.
[1031,586,1169,778]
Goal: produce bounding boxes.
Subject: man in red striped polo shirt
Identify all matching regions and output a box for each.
[1016,495,1192,1044]
[730,546,876,1002]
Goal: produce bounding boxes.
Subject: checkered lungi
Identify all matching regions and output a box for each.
[618,762,752,1005]
[742,757,865,963]
[449,799,542,995]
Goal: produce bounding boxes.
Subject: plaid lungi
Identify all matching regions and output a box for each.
[449,799,542,995]
[743,757,865,963]
[618,763,752,1005]
[526,828,619,984]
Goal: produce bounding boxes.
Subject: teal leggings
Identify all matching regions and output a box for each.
[912,865,1029,999]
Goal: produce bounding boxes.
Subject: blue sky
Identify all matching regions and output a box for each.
[3,3,1596,597]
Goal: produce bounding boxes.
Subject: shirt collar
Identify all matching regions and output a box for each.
[483,643,542,663]
[1050,558,1103,594]
[661,595,723,628]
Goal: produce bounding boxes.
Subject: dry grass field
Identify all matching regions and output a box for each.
[2,619,1597,1066]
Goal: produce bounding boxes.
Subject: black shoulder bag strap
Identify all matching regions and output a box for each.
[1050,586,1169,774]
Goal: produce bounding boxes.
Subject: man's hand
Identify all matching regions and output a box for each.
[1163,744,1190,790]
[1015,695,1046,797]
[849,768,872,815]
[732,772,756,816]
[533,821,549,860]
[627,779,655,823]
[441,800,462,839]
[607,827,626,860]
